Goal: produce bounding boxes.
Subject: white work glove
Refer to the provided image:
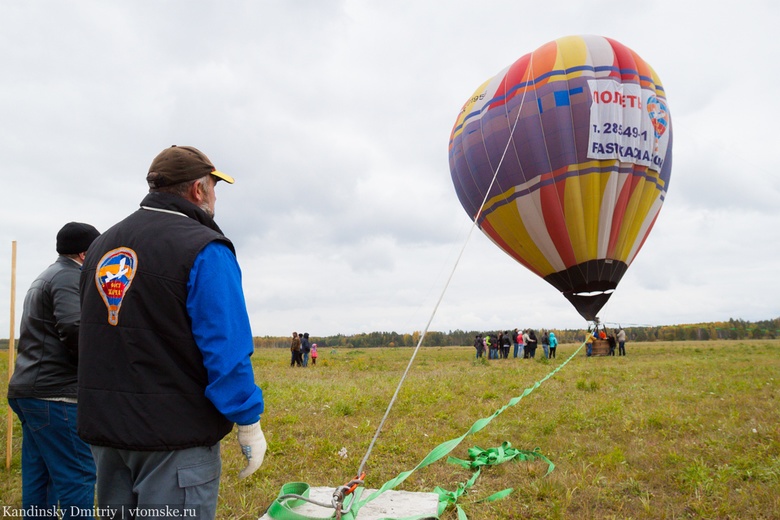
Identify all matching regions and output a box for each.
[237,421,267,479]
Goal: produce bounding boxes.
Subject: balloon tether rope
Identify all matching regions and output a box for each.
[354,56,536,483]
[275,57,542,517]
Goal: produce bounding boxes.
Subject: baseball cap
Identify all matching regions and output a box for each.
[146,145,235,188]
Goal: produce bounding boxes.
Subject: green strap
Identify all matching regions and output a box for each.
[448,442,555,476]
[433,466,483,517]
[433,441,554,519]
[267,343,584,520]
[359,343,580,510]
[264,482,359,520]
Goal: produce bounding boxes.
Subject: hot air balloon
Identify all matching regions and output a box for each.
[448,35,672,321]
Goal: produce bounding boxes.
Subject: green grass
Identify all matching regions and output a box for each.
[2,340,780,518]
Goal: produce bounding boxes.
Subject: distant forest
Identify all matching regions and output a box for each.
[1,318,777,352]
[253,317,780,350]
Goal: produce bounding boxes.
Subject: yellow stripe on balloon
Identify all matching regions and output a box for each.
[450,79,492,141]
[572,170,603,263]
[614,171,663,261]
[552,36,589,80]
[484,195,556,276]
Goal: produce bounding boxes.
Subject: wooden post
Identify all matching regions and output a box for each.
[6,241,17,470]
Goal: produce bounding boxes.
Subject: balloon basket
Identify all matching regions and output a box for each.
[590,339,612,356]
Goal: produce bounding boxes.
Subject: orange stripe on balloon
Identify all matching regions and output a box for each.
[539,178,577,267]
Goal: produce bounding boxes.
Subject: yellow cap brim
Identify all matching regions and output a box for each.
[211,170,235,184]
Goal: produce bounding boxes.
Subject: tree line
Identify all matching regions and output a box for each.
[251,317,780,350]
[1,317,776,351]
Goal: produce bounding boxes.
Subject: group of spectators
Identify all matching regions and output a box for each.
[473,328,559,360]
[290,331,318,366]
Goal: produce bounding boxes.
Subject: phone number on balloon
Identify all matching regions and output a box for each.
[592,123,648,140]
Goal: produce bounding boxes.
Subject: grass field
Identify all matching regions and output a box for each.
[2,340,779,519]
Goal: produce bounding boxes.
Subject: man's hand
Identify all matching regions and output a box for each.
[237,421,267,479]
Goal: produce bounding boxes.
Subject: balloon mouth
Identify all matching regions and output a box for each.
[542,259,629,321]
[571,289,615,298]
[562,290,615,322]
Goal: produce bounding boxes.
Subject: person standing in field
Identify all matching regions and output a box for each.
[617,327,627,356]
[8,222,100,518]
[301,332,311,367]
[548,331,558,358]
[522,329,531,359]
[517,328,525,358]
[526,329,538,358]
[541,330,550,359]
[78,145,267,519]
[585,329,597,357]
[291,331,302,366]
[474,334,484,359]
[484,334,493,359]
[607,331,617,356]
[512,328,521,358]
[500,331,511,359]
[311,343,318,365]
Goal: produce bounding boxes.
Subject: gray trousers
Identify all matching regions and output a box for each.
[90,443,221,520]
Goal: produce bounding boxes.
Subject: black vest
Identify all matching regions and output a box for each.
[78,193,234,450]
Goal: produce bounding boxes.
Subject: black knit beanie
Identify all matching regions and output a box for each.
[56,222,100,254]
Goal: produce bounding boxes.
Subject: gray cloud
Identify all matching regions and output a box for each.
[2,1,778,337]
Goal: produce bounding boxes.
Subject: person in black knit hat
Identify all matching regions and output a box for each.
[8,221,100,517]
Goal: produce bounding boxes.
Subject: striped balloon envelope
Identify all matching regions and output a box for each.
[448,35,672,321]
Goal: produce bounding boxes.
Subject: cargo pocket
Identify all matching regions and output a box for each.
[178,455,221,518]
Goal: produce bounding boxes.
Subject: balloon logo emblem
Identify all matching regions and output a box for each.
[94,247,138,326]
[646,95,669,151]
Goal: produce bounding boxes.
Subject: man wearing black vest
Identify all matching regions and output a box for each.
[78,145,267,519]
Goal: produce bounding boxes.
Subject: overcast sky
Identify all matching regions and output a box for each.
[2,1,778,338]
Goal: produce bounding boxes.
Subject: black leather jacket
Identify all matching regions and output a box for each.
[7,256,82,400]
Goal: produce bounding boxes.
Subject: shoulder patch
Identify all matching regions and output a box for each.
[95,247,138,326]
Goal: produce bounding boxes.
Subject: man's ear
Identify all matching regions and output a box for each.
[190,179,205,204]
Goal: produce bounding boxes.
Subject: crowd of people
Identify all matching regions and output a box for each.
[290,331,318,367]
[473,328,559,360]
[475,326,628,360]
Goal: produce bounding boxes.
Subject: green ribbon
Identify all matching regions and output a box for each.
[433,467,481,519]
[266,343,583,520]
[448,442,555,476]
[264,482,359,520]
[432,441,554,519]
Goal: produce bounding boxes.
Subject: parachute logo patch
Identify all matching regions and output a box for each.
[95,247,138,326]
